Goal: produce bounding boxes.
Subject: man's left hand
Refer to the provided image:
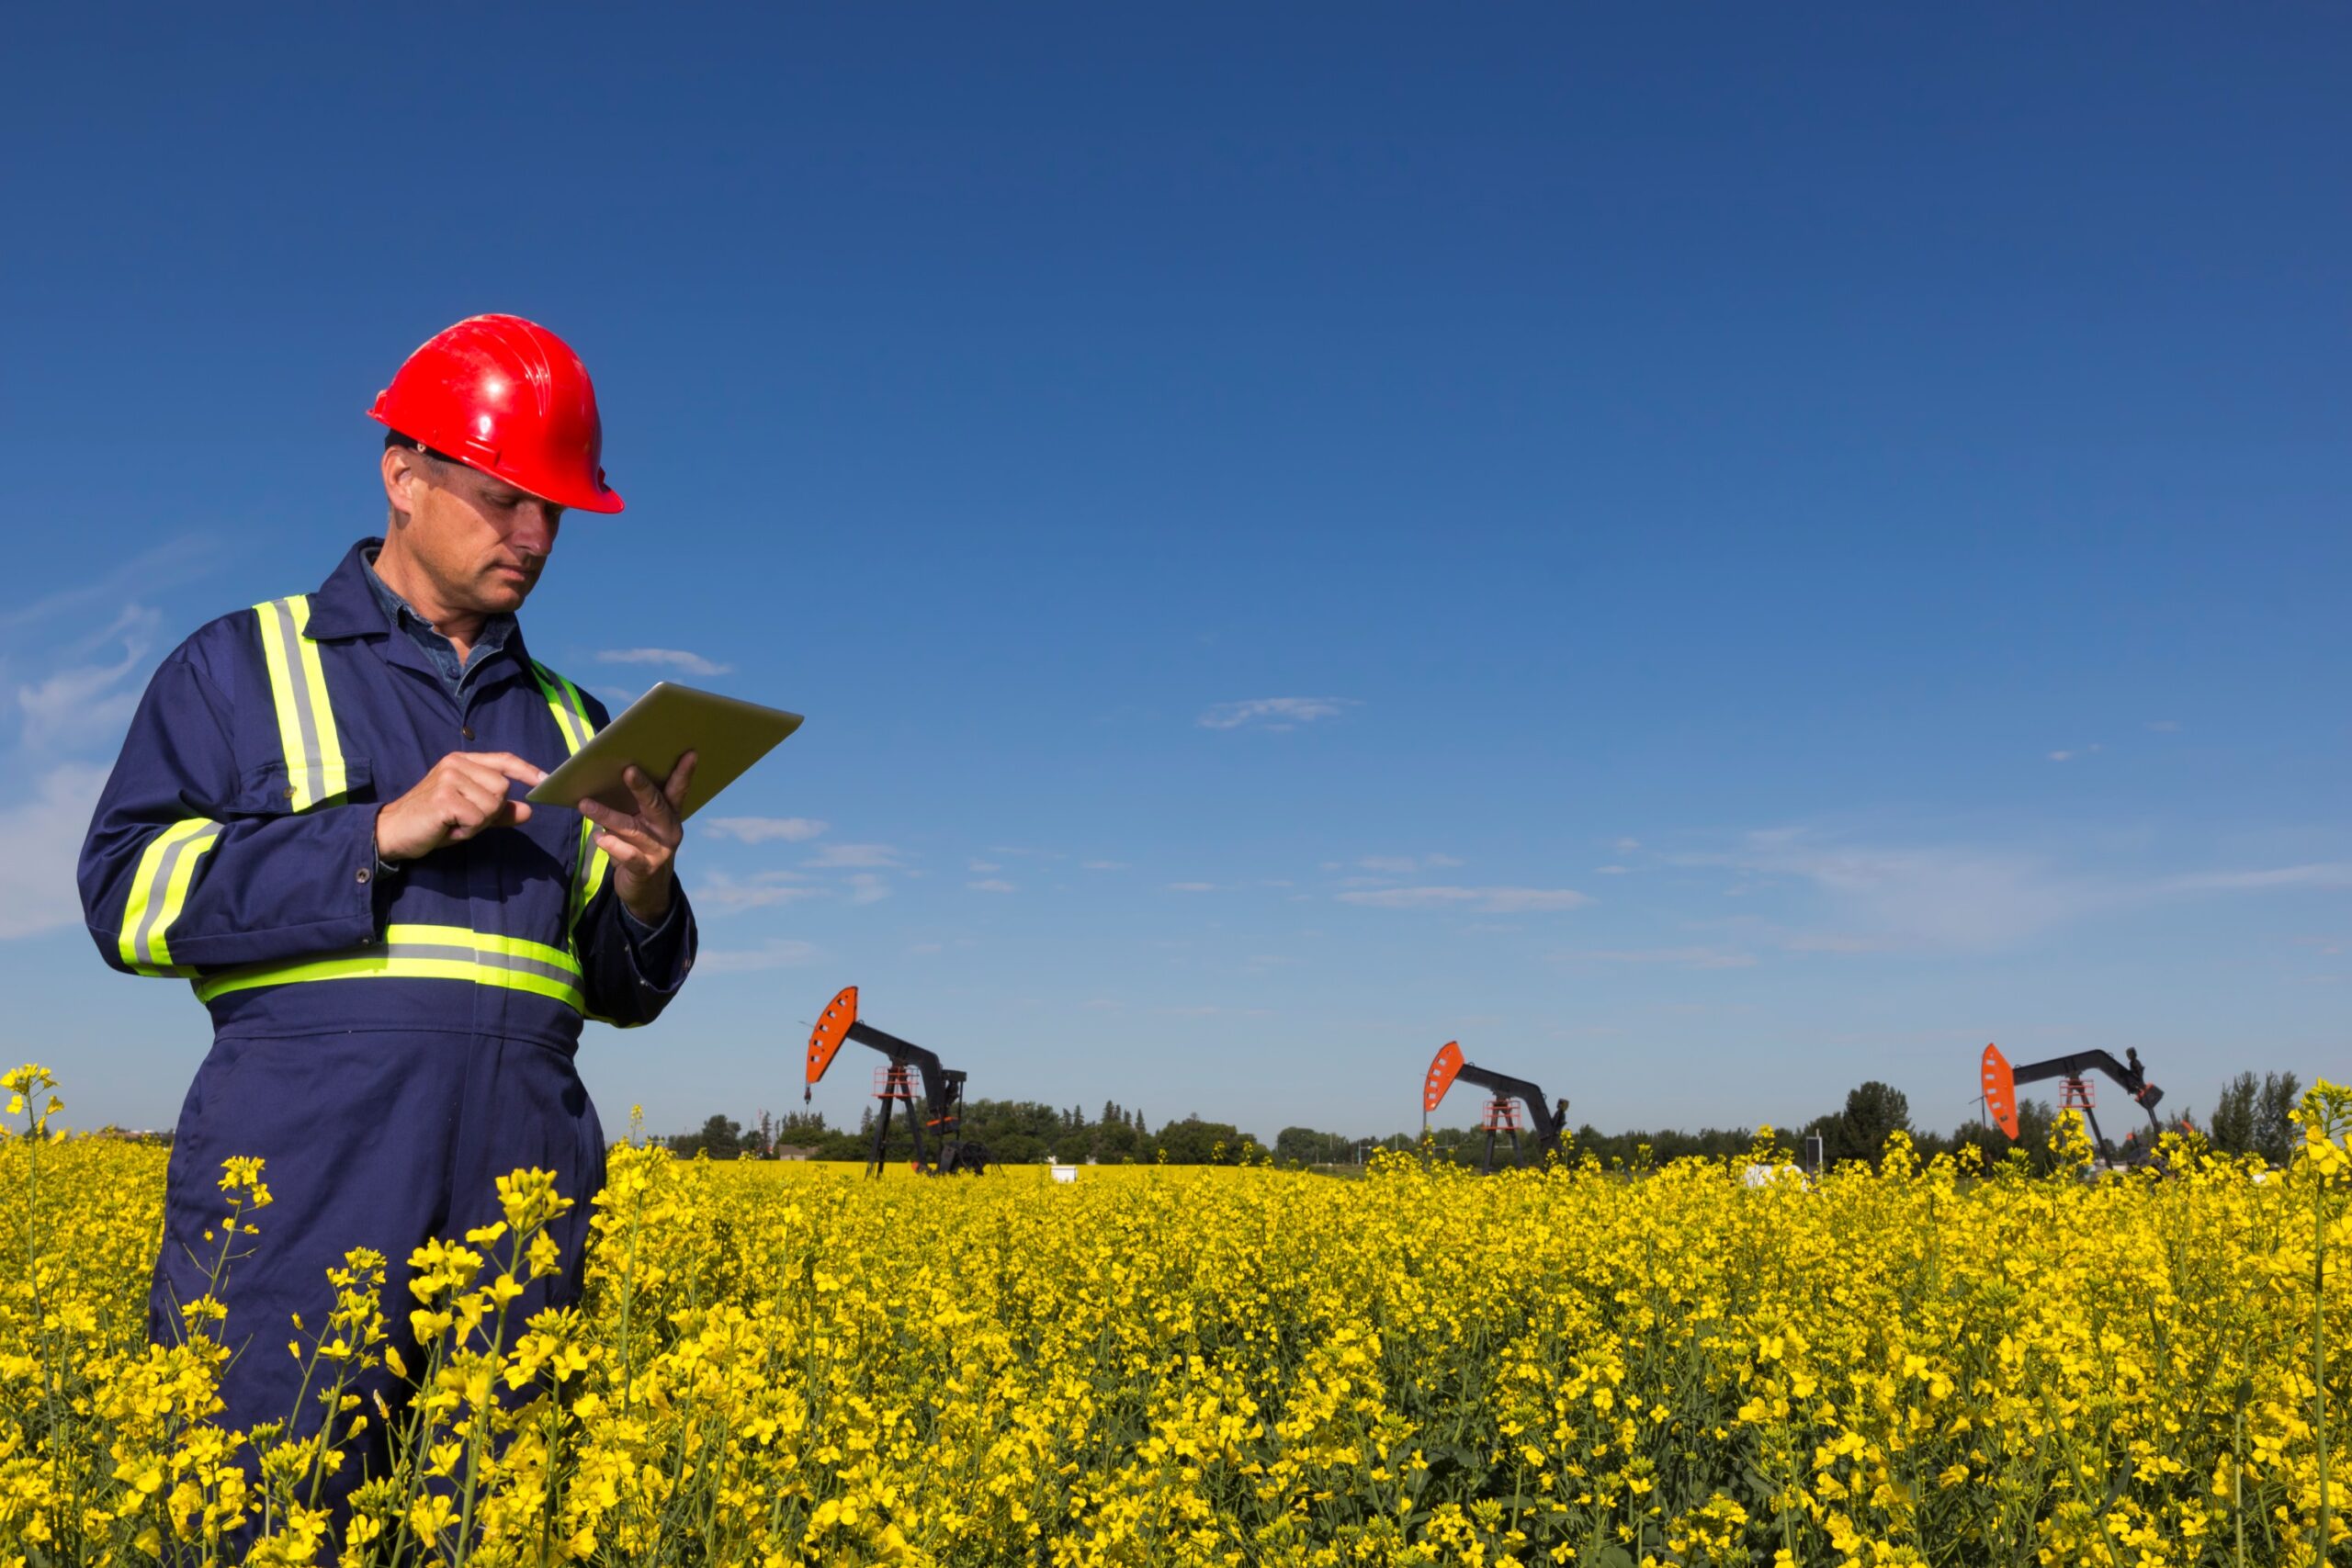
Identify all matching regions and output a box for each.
[580,751,696,925]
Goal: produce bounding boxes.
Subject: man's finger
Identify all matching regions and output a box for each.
[594,831,669,876]
[458,751,548,787]
[444,774,507,821]
[580,799,660,850]
[578,797,627,834]
[620,763,669,819]
[443,757,539,809]
[662,750,698,811]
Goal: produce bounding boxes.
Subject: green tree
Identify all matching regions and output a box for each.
[668,1114,743,1160]
[2210,1072,2259,1156]
[2254,1070,2304,1167]
[1826,1080,1912,1168]
[1274,1126,1348,1166]
[1155,1115,1242,1164]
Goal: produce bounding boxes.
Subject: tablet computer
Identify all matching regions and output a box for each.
[526,682,803,820]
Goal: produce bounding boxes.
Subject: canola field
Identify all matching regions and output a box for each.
[0,1067,2346,1567]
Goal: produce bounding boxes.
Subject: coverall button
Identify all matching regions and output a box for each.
[460,726,474,740]
[355,867,371,885]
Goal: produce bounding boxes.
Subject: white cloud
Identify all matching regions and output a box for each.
[1611,838,1641,855]
[1777,931,1885,954]
[0,764,108,939]
[968,859,1002,874]
[1197,697,1356,732]
[2047,744,2102,763]
[704,816,828,844]
[844,874,891,906]
[2147,719,2181,733]
[1355,853,1462,875]
[1563,946,1758,970]
[1691,830,2092,951]
[692,871,823,912]
[2162,863,2352,895]
[807,843,906,869]
[17,604,159,751]
[1080,860,1128,872]
[1690,828,2352,954]
[1338,886,1590,914]
[594,648,736,677]
[967,878,1018,894]
[695,937,821,974]
[0,537,213,636]
[1594,864,1631,875]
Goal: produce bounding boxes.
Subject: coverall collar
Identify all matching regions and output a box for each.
[302,538,398,641]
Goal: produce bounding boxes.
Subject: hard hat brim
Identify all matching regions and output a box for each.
[368,405,626,514]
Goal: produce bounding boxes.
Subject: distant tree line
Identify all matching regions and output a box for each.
[664,1100,1264,1167]
[662,1069,2306,1171]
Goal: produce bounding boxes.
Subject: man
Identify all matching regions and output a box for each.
[77,314,696,1483]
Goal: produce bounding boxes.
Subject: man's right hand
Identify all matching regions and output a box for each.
[374,752,547,863]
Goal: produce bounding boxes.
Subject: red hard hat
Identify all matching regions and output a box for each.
[368,314,623,513]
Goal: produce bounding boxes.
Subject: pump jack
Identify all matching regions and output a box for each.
[1979,1042,2165,1162]
[804,987,989,1177]
[1420,1041,1570,1172]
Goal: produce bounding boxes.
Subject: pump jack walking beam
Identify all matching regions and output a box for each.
[1980,1042,2164,1158]
[1421,1041,1571,1172]
[804,987,989,1177]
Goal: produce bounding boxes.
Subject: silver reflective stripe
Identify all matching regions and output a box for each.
[265,598,328,784]
[535,662,592,751]
[130,821,221,966]
[391,939,582,988]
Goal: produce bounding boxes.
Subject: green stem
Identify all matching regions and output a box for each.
[2233,1395,2246,1568]
[2316,1173,2333,1568]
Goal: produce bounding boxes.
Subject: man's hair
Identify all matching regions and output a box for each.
[383,431,458,468]
[384,431,442,528]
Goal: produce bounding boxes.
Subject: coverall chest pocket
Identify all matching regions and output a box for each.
[231,756,376,817]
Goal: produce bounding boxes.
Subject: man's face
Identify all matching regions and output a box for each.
[380,446,564,615]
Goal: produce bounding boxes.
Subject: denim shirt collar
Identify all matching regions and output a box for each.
[360,546,517,701]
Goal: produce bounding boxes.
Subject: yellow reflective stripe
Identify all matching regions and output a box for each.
[574,836,609,928]
[192,923,584,1010]
[253,595,350,810]
[532,660,594,756]
[290,599,350,805]
[528,660,612,932]
[118,818,221,974]
[147,825,223,969]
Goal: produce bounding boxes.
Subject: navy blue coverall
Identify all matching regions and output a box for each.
[77,538,695,1476]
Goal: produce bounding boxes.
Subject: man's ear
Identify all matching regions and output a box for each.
[381,444,422,524]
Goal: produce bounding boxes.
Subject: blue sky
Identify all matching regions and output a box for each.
[3,6,2345,1144]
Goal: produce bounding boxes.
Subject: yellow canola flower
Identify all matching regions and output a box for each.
[0,1066,2344,1565]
